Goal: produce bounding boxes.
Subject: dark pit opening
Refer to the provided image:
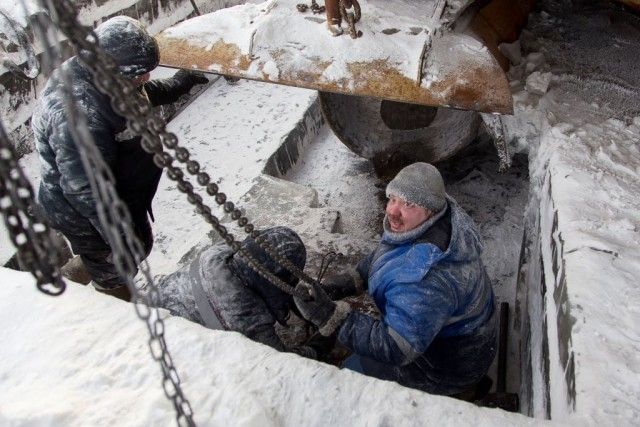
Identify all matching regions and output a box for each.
[380,100,438,130]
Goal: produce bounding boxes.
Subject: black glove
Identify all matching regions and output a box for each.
[322,269,364,300]
[294,281,351,336]
[174,69,209,87]
[305,332,337,361]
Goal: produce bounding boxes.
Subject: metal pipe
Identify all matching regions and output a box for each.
[497,301,509,392]
[325,0,341,25]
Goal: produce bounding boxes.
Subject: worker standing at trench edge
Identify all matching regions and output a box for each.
[32,16,209,300]
[295,162,499,398]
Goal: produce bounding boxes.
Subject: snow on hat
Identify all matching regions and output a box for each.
[94,16,159,78]
[231,226,306,325]
[385,162,446,212]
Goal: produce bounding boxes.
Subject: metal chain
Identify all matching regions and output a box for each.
[35,2,196,424]
[0,0,336,424]
[48,3,321,298]
[296,1,326,14]
[34,1,325,422]
[0,121,66,295]
[339,0,362,39]
[310,1,326,14]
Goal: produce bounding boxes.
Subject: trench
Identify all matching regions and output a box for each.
[271,107,530,410]
[1,68,533,414]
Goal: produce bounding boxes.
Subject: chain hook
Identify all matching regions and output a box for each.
[316,251,342,283]
[339,0,362,39]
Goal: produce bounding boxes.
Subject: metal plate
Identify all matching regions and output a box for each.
[156,0,513,114]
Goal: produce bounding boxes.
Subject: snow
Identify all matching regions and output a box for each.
[501,2,640,420]
[1,268,541,427]
[148,77,319,278]
[1,0,640,426]
[156,0,504,111]
[0,0,40,26]
[160,0,434,82]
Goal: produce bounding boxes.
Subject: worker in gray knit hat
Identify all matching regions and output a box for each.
[294,162,498,400]
[384,162,447,234]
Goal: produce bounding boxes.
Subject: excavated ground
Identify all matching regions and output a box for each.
[273,124,530,399]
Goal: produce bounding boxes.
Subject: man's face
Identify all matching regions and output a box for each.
[386,195,433,233]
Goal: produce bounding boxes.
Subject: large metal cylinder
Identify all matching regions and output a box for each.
[318,92,482,178]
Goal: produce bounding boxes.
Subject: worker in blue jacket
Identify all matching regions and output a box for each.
[294,162,498,397]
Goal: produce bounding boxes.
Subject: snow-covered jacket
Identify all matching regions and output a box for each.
[156,243,317,359]
[337,196,497,393]
[32,56,197,252]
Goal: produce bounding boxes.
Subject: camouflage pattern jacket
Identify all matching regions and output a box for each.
[157,243,317,359]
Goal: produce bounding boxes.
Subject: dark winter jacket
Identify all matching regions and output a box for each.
[32,22,199,253]
[337,196,498,394]
[156,242,318,359]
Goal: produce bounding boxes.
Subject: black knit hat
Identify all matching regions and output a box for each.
[94,16,160,78]
[231,227,306,326]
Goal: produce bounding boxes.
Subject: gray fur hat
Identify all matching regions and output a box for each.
[385,162,446,212]
[94,16,159,78]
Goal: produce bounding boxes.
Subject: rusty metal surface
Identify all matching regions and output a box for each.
[616,0,640,11]
[470,0,540,71]
[156,0,513,114]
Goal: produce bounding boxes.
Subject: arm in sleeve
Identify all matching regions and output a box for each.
[337,311,411,366]
[144,70,208,106]
[242,317,320,359]
[337,279,456,366]
[225,294,316,358]
[355,250,375,290]
[52,108,117,243]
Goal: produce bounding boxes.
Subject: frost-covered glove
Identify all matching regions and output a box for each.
[294,281,351,336]
[174,69,209,88]
[321,268,365,300]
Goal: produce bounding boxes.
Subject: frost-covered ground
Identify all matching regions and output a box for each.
[1,0,640,426]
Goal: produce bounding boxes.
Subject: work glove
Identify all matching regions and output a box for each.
[174,69,209,88]
[321,268,365,300]
[294,281,351,336]
[304,331,337,361]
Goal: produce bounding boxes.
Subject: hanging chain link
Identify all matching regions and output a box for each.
[0,122,66,295]
[297,0,326,14]
[35,2,196,424]
[40,0,328,278]
[42,1,321,298]
[30,0,327,424]
[339,0,362,39]
[40,2,332,291]
[310,0,326,14]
